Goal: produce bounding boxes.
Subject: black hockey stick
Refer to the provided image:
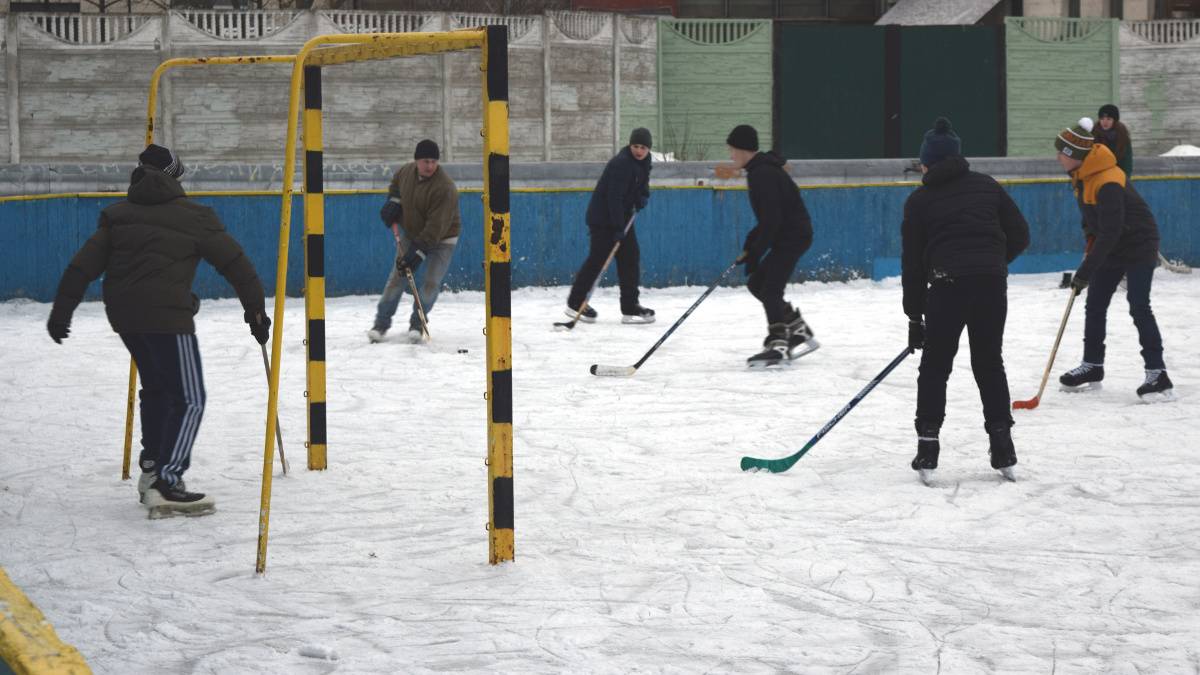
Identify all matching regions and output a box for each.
[740,347,912,473]
[553,214,637,331]
[590,258,740,377]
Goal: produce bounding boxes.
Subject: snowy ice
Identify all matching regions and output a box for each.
[2,273,1198,672]
[1160,144,1200,157]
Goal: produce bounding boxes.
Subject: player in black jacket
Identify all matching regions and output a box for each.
[564,128,655,324]
[726,124,817,367]
[901,118,1030,482]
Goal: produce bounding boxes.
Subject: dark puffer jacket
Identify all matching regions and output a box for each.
[585,146,651,233]
[901,156,1030,320]
[742,151,813,260]
[49,168,265,334]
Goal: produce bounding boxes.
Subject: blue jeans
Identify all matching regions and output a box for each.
[373,234,457,333]
[1082,261,1165,370]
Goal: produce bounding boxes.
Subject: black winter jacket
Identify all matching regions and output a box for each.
[742,152,813,261]
[49,168,265,334]
[901,156,1030,320]
[585,146,651,233]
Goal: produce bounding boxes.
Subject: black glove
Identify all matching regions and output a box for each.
[612,226,627,244]
[245,310,271,345]
[1070,274,1088,296]
[908,319,925,351]
[379,199,402,227]
[396,246,427,274]
[634,195,648,212]
[47,319,70,344]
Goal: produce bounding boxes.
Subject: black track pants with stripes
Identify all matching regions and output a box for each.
[120,333,206,487]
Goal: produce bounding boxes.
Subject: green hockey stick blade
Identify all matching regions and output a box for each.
[739,453,801,473]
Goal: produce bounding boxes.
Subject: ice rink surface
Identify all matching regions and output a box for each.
[2,272,1198,673]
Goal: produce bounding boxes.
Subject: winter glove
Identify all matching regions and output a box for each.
[379,198,403,227]
[908,319,925,352]
[634,195,648,212]
[396,245,427,274]
[612,227,627,245]
[1070,274,1088,296]
[245,309,271,345]
[47,319,70,344]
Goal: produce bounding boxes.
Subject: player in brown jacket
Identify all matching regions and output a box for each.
[47,144,269,517]
[369,139,462,343]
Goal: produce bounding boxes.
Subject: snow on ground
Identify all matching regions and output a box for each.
[1160,144,1200,157]
[2,273,1199,673]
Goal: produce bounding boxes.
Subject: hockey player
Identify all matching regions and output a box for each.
[47,144,270,517]
[902,118,1030,482]
[1053,119,1174,402]
[726,124,816,367]
[564,128,655,325]
[369,139,462,343]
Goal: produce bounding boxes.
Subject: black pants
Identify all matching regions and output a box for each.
[567,225,641,313]
[916,275,1012,432]
[120,333,206,487]
[747,243,807,324]
[1083,261,1164,370]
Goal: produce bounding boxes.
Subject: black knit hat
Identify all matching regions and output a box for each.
[1098,104,1120,122]
[138,143,185,179]
[919,117,961,168]
[628,127,652,149]
[414,139,440,160]
[726,124,758,152]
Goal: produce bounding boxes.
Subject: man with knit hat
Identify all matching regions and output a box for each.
[563,127,655,325]
[1053,118,1173,401]
[726,123,816,367]
[47,143,270,517]
[369,138,461,343]
[901,117,1029,483]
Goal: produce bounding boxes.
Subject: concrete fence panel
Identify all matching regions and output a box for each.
[1119,20,1200,156]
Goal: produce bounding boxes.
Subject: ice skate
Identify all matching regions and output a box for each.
[988,425,1017,481]
[1059,362,1104,392]
[784,311,819,360]
[1136,369,1175,403]
[911,423,939,486]
[747,324,788,368]
[366,328,386,343]
[405,328,424,344]
[563,304,597,323]
[145,479,216,519]
[621,305,656,324]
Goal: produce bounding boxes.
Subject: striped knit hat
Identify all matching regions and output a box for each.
[1054,117,1095,159]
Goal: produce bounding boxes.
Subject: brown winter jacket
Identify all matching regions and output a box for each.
[49,168,265,334]
[387,163,461,248]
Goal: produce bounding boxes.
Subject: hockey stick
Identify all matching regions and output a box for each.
[405,268,431,341]
[1159,252,1192,274]
[259,344,289,475]
[1012,289,1077,410]
[740,347,912,473]
[553,214,637,331]
[591,259,740,377]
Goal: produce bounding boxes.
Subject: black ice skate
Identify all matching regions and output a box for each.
[145,479,216,520]
[621,305,656,324]
[784,309,820,360]
[1136,369,1175,403]
[987,426,1017,481]
[366,327,387,343]
[747,323,789,368]
[1059,362,1104,392]
[911,422,940,485]
[563,304,598,323]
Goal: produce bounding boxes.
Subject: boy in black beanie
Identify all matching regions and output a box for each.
[902,117,1030,483]
[726,124,817,367]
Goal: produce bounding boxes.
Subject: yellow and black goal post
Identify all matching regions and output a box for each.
[254,26,514,573]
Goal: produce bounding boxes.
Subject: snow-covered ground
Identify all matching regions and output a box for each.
[2,273,1198,673]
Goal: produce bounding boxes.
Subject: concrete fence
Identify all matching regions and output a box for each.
[0,10,658,165]
[1119,19,1200,156]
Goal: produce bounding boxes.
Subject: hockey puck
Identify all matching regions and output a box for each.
[458,349,469,354]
